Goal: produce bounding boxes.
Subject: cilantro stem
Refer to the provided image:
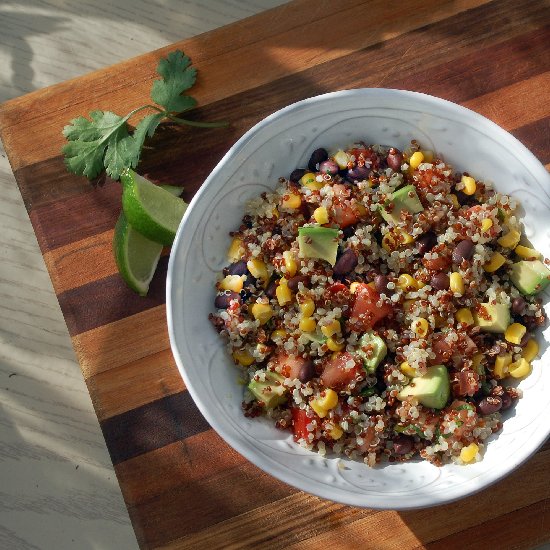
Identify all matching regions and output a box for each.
[166,113,229,128]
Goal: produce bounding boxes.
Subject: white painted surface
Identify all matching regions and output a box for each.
[0,1,286,548]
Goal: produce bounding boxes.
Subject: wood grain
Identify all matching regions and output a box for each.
[1,0,549,548]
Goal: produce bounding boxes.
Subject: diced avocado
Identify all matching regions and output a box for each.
[357,331,387,374]
[398,364,450,409]
[380,184,424,224]
[474,303,510,333]
[248,371,287,409]
[509,260,550,295]
[297,225,339,266]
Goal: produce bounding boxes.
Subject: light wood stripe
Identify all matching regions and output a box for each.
[0,0,492,171]
[72,305,169,378]
[462,72,550,131]
[88,348,184,421]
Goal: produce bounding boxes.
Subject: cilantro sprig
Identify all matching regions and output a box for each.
[62,50,227,180]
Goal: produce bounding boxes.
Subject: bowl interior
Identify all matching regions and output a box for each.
[167,89,550,509]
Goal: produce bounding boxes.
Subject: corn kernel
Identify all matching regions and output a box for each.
[317,388,339,410]
[271,329,287,341]
[460,443,479,463]
[382,229,414,252]
[481,218,493,232]
[299,317,316,333]
[497,228,521,249]
[412,317,429,338]
[334,150,350,169]
[247,258,269,283]
[400,361,417,377]
[326,337,345,352]
[220,274,244,292]
[509,358,532,379]
[310,399,328,418]
[329,425,344,440]
[483,251,506,273]
[450,272,465,295]
[403,299,416,313]
[504,322,526,345]
[321,319,341,338]
[313,206,329,225]
[276,281,292,306]
[522,339,539,362]
[299,297,315,318]
[494,353,512,379]
[449,193,460,209]
[282,191,302,209]
[456,308,474,326]
[251,303,273,325]
[367,281,377,289]
[514,245,541,260]
[300,172,324,191]
[252,301,271,323]
[350,282,361,294]
[227,237,245,261]
[282,251,297,277]
[461,175,477,195]
[397,274,418,291]
[409,151,424,170]
[233,349,255,367]
[422,150,434,163]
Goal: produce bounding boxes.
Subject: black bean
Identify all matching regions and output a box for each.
[393,435,414,455]
[342,225,356,239]
[298,361,316,383]
[430,272,450,290]
[511,296,526,315]
[452,239,475,263]
[265,279,278,299]
[319,160,339,176]
[478,396,502,415]
[374,274,389,293]
[214,291,240,309]
[500,392,513,410]
[308,148,328,171]
[386,148,403,172]
[346,165,369,183]
[333,249,358,276]
[287,275,309,292]
[227,260,248,276]
[416,231,437,255]
[289,168,306,183]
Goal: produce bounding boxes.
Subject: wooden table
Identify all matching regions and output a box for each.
[1,0,549,548]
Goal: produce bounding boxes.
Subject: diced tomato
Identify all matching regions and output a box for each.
[452,370,480,397]
[421,243,451,271]
[332,200,360,228]
[321,352,363,391]
[291,407,310,442]
[270,351,310,380]
[349,284,393,331]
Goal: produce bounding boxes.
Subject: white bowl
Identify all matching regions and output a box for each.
[167,89,550,509]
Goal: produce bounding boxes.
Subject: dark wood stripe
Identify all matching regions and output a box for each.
[125,460,295,548]
[57,255,169,336]
[29,178,122,254]
[426,500,550,550]
[100,389,210,465]
[511,117,550,164]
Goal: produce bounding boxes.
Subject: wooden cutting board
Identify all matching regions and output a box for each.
[1,0,549,548]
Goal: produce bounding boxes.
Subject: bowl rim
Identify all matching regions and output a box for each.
[166,87,550,509]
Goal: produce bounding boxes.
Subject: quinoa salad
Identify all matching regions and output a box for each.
[209,141,549,466]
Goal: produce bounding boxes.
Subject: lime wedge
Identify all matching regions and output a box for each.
[113,211,163,296]
[121,169,187,246]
